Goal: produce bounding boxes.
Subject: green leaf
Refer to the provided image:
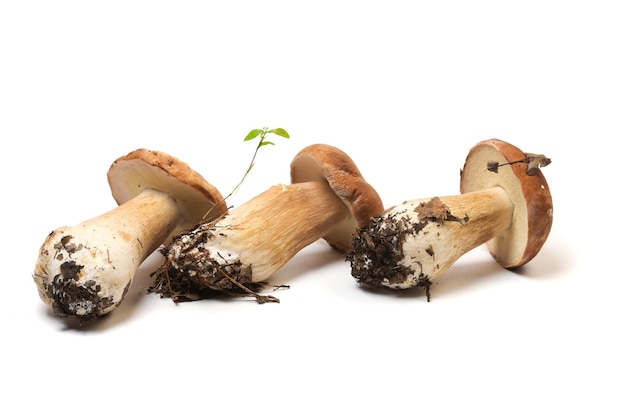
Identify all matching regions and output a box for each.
[244,129,264,141]
[259,141,275,147]
[268,128,290,138]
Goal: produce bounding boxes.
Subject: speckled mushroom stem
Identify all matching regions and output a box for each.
[349,187,513,293]
[34,189,182,320]
[149,181,351,302]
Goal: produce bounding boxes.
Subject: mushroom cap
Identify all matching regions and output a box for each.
[460,139,553,268]
[290,144,384,252]
[107,149,227,241]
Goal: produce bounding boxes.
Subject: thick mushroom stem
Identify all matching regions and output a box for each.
[33,188,183,320]
[348,187,513,292]
[149,181,351,301]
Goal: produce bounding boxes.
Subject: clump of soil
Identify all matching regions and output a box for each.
[347,210,433,300]
[148,220,279,304]
[347,197,463,301]
[39,262,114,322]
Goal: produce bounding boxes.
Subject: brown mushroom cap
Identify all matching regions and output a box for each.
[107,149,227,241]
[290,144,384,253]
[460,139,553,268]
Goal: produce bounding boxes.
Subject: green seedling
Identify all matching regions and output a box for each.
[201,127,290,222]
[231,127,290,198]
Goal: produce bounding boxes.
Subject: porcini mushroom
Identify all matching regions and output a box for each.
[33,149,227,321]
[347,139,553,300]
[149,143,384,303]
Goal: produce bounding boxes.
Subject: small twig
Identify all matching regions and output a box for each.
[217,268,280,304]
[487,152,551,176]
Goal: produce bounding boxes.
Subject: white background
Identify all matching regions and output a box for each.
[2,1,624,416]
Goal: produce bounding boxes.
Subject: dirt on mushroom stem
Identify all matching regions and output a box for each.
[148,214,279,303]
[347,207,435,301]
[37,254,116,322]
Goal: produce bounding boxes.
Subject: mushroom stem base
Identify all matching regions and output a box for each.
[33,188,183,320]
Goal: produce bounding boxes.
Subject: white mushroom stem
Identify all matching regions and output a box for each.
[349,187,513,292]
[150,181,351,301]
[34,188,183,320]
